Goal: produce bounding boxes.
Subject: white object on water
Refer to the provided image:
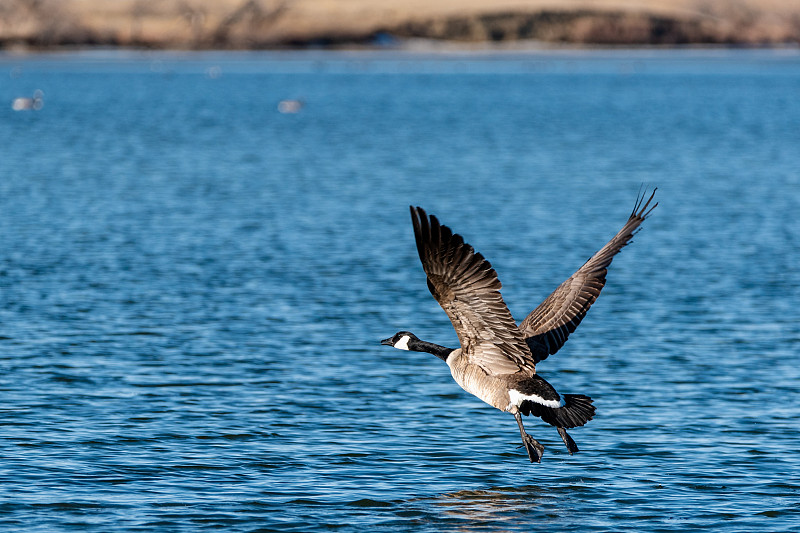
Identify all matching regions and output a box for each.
[12,90,44,111]
[278,99,303,113]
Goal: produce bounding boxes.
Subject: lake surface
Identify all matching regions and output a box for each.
[1,48,799,532]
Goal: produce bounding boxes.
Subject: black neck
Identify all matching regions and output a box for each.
[408,338,454,361]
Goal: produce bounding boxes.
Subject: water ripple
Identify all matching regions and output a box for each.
[0,49,799,532]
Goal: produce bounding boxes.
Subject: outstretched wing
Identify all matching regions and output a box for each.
[411,206,536,376]
[518,189,657,363]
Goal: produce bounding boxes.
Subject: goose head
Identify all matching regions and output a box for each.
[380,331,418,351]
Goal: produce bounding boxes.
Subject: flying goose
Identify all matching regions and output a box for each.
[381,190,656,463]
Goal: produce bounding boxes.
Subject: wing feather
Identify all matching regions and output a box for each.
[410,206,536,376]
[519,189,657,363]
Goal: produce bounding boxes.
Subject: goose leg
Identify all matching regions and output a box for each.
[557,427,579,455]
[514,412,544,463]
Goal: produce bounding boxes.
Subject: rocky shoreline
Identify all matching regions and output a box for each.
[1,0,798,50]
[383,10,799,47]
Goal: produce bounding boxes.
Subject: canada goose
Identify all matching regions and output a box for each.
[382,190,656,463]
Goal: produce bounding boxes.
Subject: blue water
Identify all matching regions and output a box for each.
[1,49,799,531]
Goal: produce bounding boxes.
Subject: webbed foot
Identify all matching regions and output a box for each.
[557,427,579,455]
[520,433,545,463]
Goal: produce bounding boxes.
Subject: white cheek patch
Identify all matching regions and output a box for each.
[508,389,564,409]
[394,335,411,351]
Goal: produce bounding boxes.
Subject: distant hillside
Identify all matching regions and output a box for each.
[1,0,798,49]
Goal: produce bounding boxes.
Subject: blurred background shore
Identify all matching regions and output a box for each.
[2,0,799,50]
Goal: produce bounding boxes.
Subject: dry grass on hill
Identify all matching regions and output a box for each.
[1,0,798,48]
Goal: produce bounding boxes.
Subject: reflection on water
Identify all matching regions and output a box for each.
[434,486,547,524]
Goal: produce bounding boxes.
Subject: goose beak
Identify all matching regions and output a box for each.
[380,337,393,346]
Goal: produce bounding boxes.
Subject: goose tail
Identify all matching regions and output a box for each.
[522,394,596,429]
